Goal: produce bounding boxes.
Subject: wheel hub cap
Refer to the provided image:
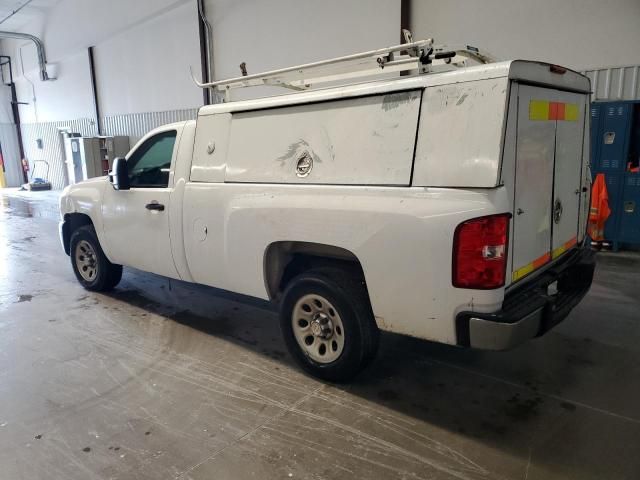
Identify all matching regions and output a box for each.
[75,240,98,282]
[291,294,345,364]
[311,313,334,339]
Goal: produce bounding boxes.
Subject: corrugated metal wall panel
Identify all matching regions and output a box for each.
[20,118,97,190]
[11,109,199,191]
[102,108,198,146]
[0,123,23,187]
[584,66,640,101]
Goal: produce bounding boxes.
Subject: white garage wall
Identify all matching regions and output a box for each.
[411,0,640,71]
[93,2,202,117]
[0,0,401,125]
[12,48,95,124]
[205,0,401,101]
[0,0,201,123]
[0,0,202,188]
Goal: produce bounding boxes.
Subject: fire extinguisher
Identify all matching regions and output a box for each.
[19,158,29,184]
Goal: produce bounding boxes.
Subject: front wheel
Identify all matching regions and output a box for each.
[70,225,122,292]
[279,267,379,382]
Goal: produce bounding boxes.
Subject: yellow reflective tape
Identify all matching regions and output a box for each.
[512,263,535,282]
[565,103,579,121]
[530,101,579,122]
[512,252,552,282]
[552,237,578,260]
[529,100,550,121]
[551,245,567,260]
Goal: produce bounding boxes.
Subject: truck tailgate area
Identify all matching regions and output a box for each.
[509,83,590,285]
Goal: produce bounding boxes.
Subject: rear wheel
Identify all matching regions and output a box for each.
[279,267,379,382]
[70,225,122,291]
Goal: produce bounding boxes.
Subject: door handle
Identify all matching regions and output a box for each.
[145,202,165,212]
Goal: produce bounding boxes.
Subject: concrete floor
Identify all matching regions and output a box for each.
[0,189,639,480]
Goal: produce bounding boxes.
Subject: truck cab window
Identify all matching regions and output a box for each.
[128,131,177,188]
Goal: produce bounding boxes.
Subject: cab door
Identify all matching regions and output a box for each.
[101,126,181,279]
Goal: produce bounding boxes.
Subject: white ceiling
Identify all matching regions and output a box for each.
[0,0,59,32]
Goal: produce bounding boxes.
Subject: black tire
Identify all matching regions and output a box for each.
[70,225,122,292]
[279,267,379,382]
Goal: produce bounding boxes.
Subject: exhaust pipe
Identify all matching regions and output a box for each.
[0,31,49,81]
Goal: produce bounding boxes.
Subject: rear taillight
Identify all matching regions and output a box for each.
[452,214,511,289]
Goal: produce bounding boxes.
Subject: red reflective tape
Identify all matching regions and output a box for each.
[532,253,551,269]
[564,237,577,250]
[548,102,566,120]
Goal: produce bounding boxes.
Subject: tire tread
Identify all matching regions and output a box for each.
[70,225,122,292]
[280,266,379,382]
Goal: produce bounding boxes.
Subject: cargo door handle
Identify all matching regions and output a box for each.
[145,202,165,212]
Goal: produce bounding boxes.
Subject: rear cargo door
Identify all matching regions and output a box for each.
[552,91,586,258]
[512,85,586,283]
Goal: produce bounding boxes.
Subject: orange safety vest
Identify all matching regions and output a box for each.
[588,173,611,242]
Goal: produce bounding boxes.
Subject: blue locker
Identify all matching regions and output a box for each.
[619,104,640,244]
[591,100,640,248]
[596,103,631,173]
[619,175,640,243]
[590,104,601,166]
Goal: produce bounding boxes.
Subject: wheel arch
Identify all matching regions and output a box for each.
[263,241,368,301]
[62,212,94,255]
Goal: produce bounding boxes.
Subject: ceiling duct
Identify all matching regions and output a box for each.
[0,31,49,80]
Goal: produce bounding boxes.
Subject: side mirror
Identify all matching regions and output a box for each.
[110,157,130,191]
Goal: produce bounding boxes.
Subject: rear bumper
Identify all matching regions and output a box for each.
[456,245,596,350]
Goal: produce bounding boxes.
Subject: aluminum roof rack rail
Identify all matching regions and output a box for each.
[191,31,495,102]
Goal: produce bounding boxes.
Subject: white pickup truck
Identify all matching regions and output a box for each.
[60,42,595,381]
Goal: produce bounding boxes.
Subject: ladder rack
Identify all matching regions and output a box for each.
[192,36,496,102]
